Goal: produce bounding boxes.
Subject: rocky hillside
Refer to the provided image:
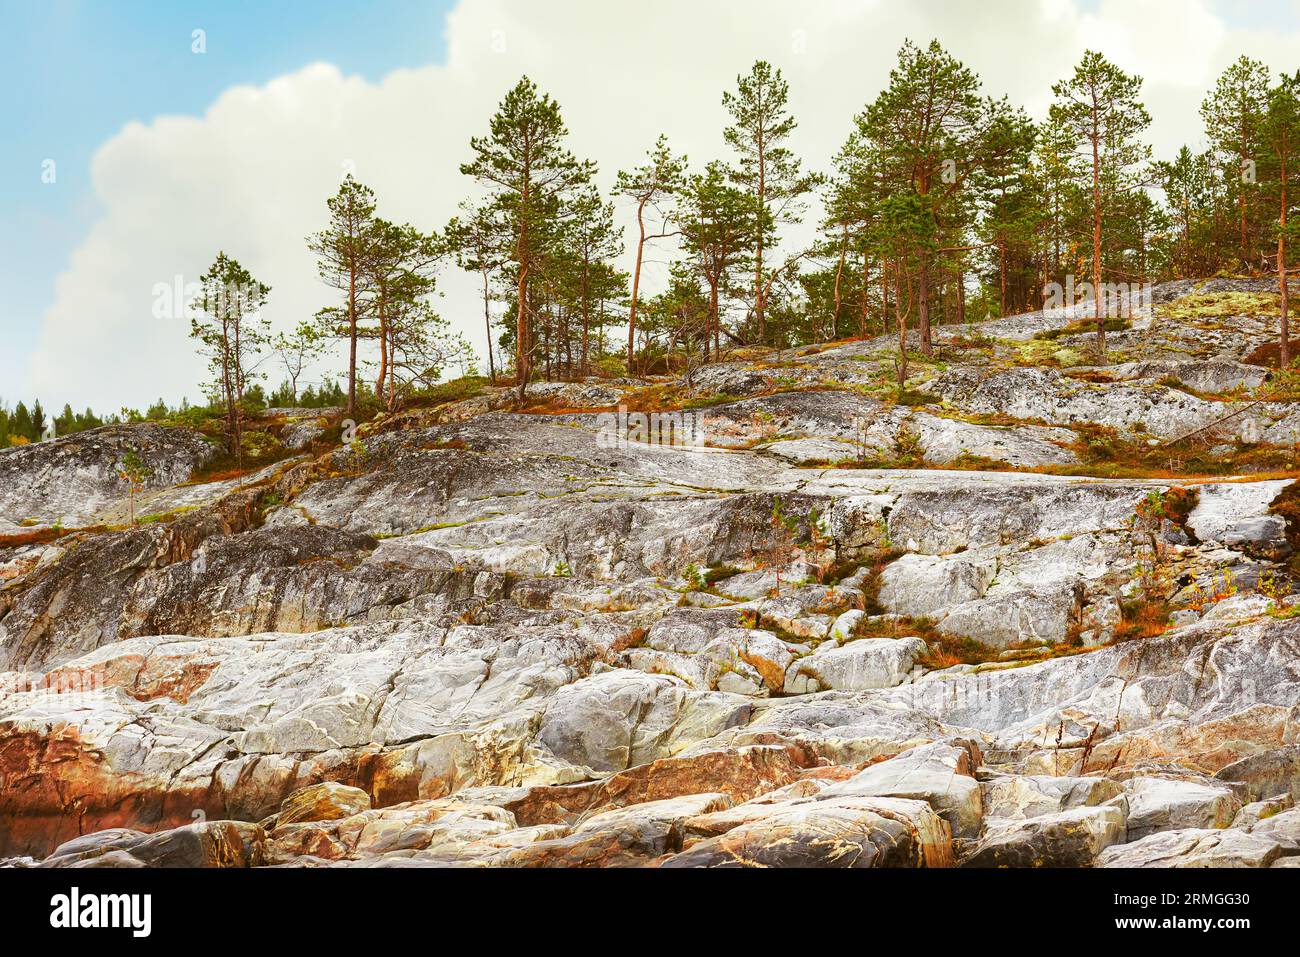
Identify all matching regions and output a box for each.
[3,278,1300,868]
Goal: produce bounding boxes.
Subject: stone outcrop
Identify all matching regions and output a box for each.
[5,281,1300,868]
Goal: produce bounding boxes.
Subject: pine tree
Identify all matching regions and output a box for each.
[677,162,757,360]
[273,320,327,405]
[823,130,889,337]
[615,135,688,371]
[723,61,820,345]
[189,251,271,454]
[1154,146,1223,277]
[976,107,1039,317]
[1050,50,1152,354]
[1030,123,1087,300]
[31,400,47,441]
[361,220,444,408]
[11,402,32,444]
[1201,56,1271,268]
[117,447,153,525]
[560,186,624,374]
[307,175,378,416]
[446,201,509,382]
[1262,71,1300,367]
[860,41,988,353]
[461,77,594,399]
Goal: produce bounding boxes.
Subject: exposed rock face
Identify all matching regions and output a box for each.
[4,282,1300,868]
[1096,828,1284,868]
[963,805,1126,867]
[1121,776,1241,840]
[783,636,928,693]
[38,821,267,869]
[0,424,217,529]
[980,774,1123,819]
[661,795,952,868]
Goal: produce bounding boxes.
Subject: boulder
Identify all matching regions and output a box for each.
[661,795,952,868]
[1096,828,1284,868]
[1121,776,1241,840]
[567,793,732,857]
[783,636,928,693]
[42,821,266,869]
[818,742,983,839]
[268,782,372,829]
[500,745,810,827]
[980,774,1124,820]
[962,805,1126,867]
[1231,794,1294,829]
[1215,746,1300,802]
[535,671,752,774]
[1245,806,1300,854]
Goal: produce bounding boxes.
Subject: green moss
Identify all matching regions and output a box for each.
[1033,317,1131,341]
[1158,291,1279,321]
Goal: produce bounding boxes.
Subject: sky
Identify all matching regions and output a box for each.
[2,0,1300,413]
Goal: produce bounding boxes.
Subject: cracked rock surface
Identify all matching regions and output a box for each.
[5,280,1300,868]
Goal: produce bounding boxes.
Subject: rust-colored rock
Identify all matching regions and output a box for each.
[503,744,811,826]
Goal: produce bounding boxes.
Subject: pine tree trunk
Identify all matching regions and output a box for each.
[347,262,358,416]
[483,270,496,383]
[999,242,1007,318]
[917,255,932,355]
[375,286,389,404]
[858,255,870,337]
[1091,109,1106,357]
[1281,155,1290,369]
[895,266,907,388]
[516,260,529,401]
[957,263,967,325]
[755,146,767,344]
[627,201,647,373]
[832,224,847,339]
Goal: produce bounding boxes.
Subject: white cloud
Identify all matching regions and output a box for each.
[27,0,1300,410]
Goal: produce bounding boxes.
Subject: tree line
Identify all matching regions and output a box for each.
[122,41,1300,433]
[439,43,1300,391]
[10,40,1297,452]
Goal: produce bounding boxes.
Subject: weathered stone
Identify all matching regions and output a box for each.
[42,821,266,868]
[818,742,983,839]
[1096,828,1283,868]
[1215,746,1300,802]
[534,671,752,774]
[501,745,810,826]
[980,774,1124,820]
[1231,793,1294,829]
[661,795,952,868]
[1121,776,1241,840]
[565,793,732,858]
[268,782,372,828]
[7,281,1300,869]
[963,805,1126,867]
[783,637,927,693]
[0,424,217,528]
[1245,806,1300,853]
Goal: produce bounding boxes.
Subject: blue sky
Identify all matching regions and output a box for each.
[0,0,455,410]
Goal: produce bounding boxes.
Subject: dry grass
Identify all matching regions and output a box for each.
[1113,598,1174,642]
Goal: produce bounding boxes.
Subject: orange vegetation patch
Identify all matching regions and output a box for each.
[0,525,101,550]
[181,465,257,485]
[1114,599,1174,642]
